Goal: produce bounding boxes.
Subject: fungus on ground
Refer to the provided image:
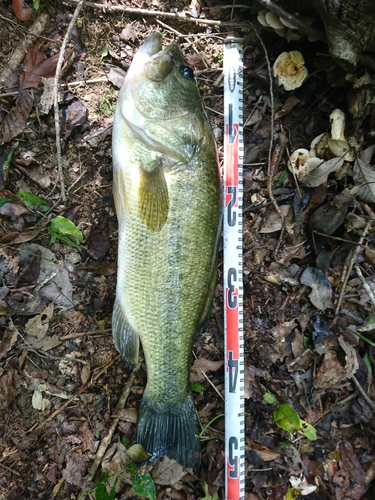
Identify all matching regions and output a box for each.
[273,51,308,91]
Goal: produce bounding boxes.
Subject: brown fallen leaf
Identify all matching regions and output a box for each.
[152,456,186,485]
[0,329,14,360]
[190,358,223,382]
[14,158,51,188]
[0,368,15,407]
[25,303,54,340]
[246,439,280,462]
[332,441,366,500]
[20,40,60,89]
[62,453,89,487]
[313,337,359,390]
[12,0,31,21]
[0,90,34,145]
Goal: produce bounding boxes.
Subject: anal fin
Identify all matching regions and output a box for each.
[112,299,139,364]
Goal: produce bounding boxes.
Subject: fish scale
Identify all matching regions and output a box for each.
[112,33,221,467]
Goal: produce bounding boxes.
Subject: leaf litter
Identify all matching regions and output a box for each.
[1,1,375,499]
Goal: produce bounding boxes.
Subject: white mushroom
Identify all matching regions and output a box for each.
[265,11,284,30]
[330,109,346,141]
[279,16,298,29]
[310,133,330,158]
[273,51,308,91]
[288,148,310,173]
[257,9,270,27]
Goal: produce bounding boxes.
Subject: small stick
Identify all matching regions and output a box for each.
[27,354,120,433]
[335,220,372,315]
[54,0,86,203]
[355,264,375,308]
[63,0,251,27]
[351,375,375,413]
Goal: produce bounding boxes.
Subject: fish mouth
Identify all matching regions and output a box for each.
[136,32,163,58]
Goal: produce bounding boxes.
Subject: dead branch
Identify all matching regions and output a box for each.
[63,0,251,27]
[335,220,372,315]
[54,0,86,203]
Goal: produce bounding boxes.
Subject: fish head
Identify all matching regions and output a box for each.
[124,33,201,121]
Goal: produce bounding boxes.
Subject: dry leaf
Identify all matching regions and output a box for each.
[152,456,186,485]
[258,205,291,233]
[190,358,223,382]
[0,329,15,360]
[108,66,126,89]
[332,441,366,500]
[353,158,375,203]
[25,303,54,339]
[301,156,345,187]
[20,41,60,89]
[0,90,34,145]
[300,268,332,310]
[0,368,15,406]
[246,439,280,461]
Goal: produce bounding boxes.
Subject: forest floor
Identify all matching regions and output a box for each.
[0,0,375,499]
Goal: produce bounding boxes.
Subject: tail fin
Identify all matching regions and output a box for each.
[136,394,201,468]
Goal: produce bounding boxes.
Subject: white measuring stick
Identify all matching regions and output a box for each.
[223,37,245,500]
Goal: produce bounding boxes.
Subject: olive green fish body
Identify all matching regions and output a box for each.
[112,33,221,467]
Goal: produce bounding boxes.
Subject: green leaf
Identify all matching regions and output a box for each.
[93,473,117,500]
[126,444,149,463]
[0,197,16,208]
[101,42,109,62]
[263,391,279,405]
[286,487,301,500]
[201,483,219,500]
[17,190,50,213]
[2,142,18,171]
[33,0,40,9]
[274,168,289,187]
[128,463,157,500]
[121,437,131,447]
[274,403,301,433]
[191,381,204,394]
[48,216,83,249]
[299,419,317,440]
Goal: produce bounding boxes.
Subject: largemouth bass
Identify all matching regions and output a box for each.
[112,33,221,467]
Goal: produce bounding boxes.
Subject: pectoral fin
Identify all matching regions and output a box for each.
[138,163,169,232]
[112,299,139,364]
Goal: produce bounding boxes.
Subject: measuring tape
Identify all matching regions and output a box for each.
[223,37,245,500]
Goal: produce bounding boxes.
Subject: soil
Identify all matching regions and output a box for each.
[1,1,375,499]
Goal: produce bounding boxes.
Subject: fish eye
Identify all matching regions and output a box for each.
[180,65,194,79]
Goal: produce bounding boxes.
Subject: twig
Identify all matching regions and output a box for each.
[200,368,224,401]
[312,230,367,247]
[351,375,375,412]
[77,363,142,500]
[255,0,326,43]
[355,264,375,308]
[27,354,120,433]
[63,0,251,27]
[54,0,86,203]
[66,169,87,195]
[335,220,372,315]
